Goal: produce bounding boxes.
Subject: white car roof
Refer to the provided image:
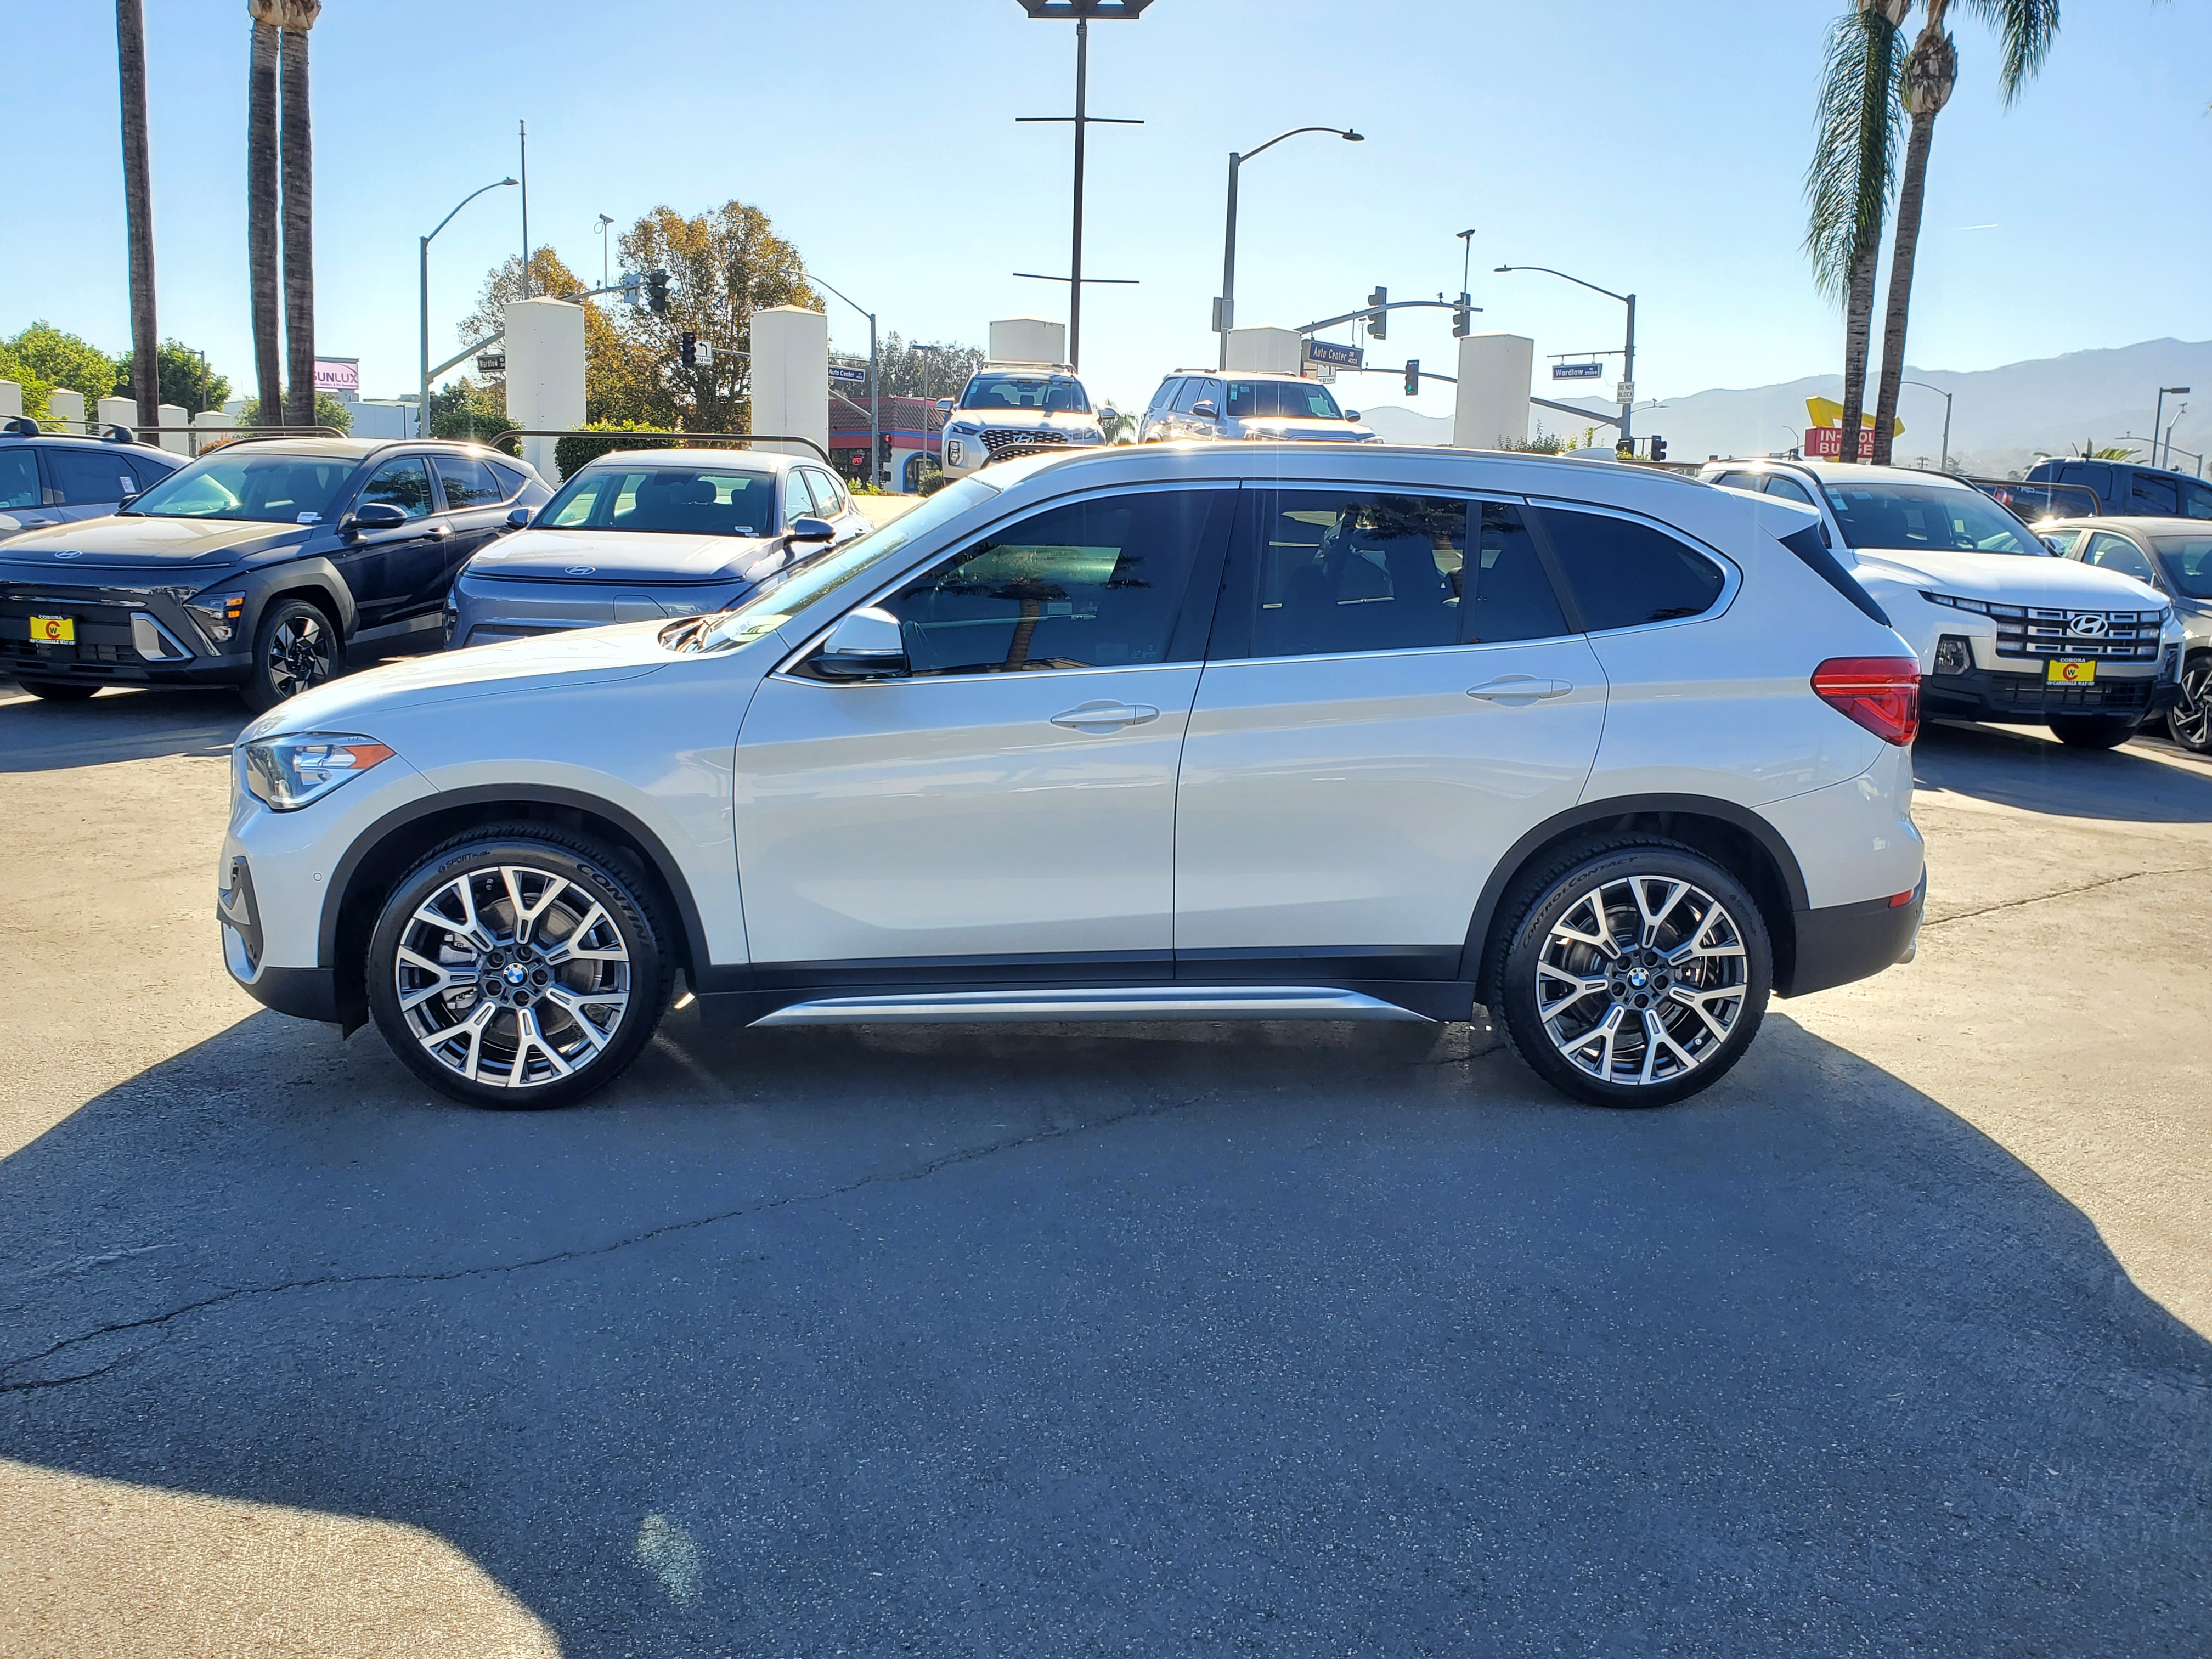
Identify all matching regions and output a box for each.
[583,449,798,472]
[1705,458,1980,491]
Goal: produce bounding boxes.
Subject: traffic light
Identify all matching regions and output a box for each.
[646,269,669,315]
[1404,359,1420,397]
[1649,433,1668,461]
[1452,293,1472,337]
[1367,286,1387,340]
[679,332,697,369]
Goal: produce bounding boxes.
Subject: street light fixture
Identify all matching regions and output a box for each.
[1899,379,1954,473]
[420,177,518,438]
[812,273,882,489]
[1215,126,1365,368]
[1496,263,1638,447]
[595,213,615,289]
[2155,385,2191,469]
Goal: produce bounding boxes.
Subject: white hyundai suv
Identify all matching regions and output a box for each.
[218,446,1925,1111]
[1701,459,2186,748]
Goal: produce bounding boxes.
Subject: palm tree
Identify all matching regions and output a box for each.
[246,3,281,424]
[117,0,159,439]
[1805,0,1908,465]
[1870,0,2059,463]
[275,1,321,428]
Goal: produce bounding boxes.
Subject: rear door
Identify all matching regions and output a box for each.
[44,445,144,525]
[430,453,516,602]
[1172,486,1607,980]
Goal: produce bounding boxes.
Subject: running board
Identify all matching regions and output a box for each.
[749,985,1433,1027]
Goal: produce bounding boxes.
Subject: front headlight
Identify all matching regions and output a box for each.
[185,590,246,645]
[240,732,394,811]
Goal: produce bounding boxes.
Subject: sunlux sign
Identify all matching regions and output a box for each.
[313,358,359,394]
[1304,339,1362,370]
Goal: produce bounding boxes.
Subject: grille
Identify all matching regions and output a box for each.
[981,428,1070,459]
[1989,604,2162,662]
[1976,673,2154,714]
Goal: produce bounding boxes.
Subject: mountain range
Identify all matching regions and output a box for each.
[1357,337,2212,478]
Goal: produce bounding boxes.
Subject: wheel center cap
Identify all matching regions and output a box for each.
[1627,967,1649,989]
[503,963,528,986]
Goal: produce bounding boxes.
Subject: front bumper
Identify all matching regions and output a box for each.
[1920,664,2170,724]
[1,583,250,686]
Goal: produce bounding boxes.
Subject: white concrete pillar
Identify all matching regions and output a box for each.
[1452,333,1536,450]
[0,381,21,422]
[502,296,587,482]
[97,396,138,436]
[988,317,1066,366]
[749,306,829,461]
[1224,327,1304,375]
[191,408,235,455]
[156,403,189,452]
[47,389,85,432]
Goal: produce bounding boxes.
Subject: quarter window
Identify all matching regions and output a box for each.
[870,490,1224,676]
[432,454,505,509]
[486,460,528,500]
[2179,478,2212,519]
[357,456,434,520]
[47,448,139,506]
[0,449,38,510]
[1535,506,1726,630]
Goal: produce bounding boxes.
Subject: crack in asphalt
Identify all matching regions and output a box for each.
[1923,863,2212,929]
[0,1088,1214,1396]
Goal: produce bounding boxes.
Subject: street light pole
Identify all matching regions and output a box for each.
[813,273,881,488]
[1215,125,1365,369]
[595,213,614,289]
[1496,263,1638,447]
[2154,386,2191,469]
[1900,379,1954,472]
[420,177,518,440]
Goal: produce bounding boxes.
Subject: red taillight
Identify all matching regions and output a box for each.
[1812,656,1921,746]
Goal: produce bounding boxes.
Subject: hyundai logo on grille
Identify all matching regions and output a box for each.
[2066,613,2109,638]
[565,566,595,575]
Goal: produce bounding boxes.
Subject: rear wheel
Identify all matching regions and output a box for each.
[2169,658,2212,754]
[2047,714,2136,750]
[240,596,337,712]
[12,678,99,702]
[365,827,675,1109]
[1492,840,1772,1108]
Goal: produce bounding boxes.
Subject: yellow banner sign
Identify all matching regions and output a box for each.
[1806,396,1903,435]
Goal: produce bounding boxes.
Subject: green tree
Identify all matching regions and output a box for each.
[460,246,658,427]
[423,376,513,443]
[4,322,122,412]
[871,333,985,400]
[115,339,232,415]
[238,391,351,432]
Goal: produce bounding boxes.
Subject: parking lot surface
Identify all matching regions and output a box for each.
[2,675,2208,1657]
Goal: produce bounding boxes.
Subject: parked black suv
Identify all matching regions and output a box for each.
[0,419,185,544]
[0,436,548,708]
[2024,456,2212,520]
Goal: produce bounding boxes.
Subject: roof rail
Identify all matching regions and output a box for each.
[977,360,1079,375]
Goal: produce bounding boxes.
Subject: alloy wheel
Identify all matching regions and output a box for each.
[266,610,334,699]
[2172,661,2212,753]
[392,862,633,1090]
[1533,874,1751,1088]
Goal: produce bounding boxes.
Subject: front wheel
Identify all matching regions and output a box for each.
[2168,658,2212,754]
[1491,841,1773,1108]
[240,596,338,712]
[2048,714,2136,750]
[365,827,675,1109]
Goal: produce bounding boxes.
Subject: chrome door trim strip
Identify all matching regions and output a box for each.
[749,984,1432,1026]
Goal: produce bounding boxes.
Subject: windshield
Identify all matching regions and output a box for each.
[679,476,1002,651]
[2153,534,2212,599]
[1225,379,1343,420]
[1823,480,2047,556]
[959,374,1090,414]
[126,450,356,523]
[539,466,778,536]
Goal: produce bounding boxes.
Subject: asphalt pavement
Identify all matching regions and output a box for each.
[1,670,2207,1658]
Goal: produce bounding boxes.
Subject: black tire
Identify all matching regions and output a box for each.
[240,596,338,713]
[1489,838,1773,1109]
[365,826,675,1110]
[13,678,100,702]
[2168,658,2212,754]
[2047,714,2136,751]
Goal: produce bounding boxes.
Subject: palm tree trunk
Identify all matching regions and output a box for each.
[117,0,158,441]
[279,19,317,428]
[1836,0,1902,465]
[246,13,281,424]
[1873,16,1956,466]
[1840,242,1880,464]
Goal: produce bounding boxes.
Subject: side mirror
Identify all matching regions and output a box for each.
[345,500,408,535]
[815,606,909,679]
[506,505,534,529]
[789,514,836,542]
[1344,410,1362,422]
[1190,399,1218,419]
[116,492,139,511]
[1098,405,1118,425]
[2042,535,2066,555]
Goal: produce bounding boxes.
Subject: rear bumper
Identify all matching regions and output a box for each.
[1920,665,2163,723]
[1780,878,1923,997]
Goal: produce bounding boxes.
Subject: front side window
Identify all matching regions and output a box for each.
[806,470,846,515]
[48,449,142,507]
[1821,481,2046,556]
[2042,527,2086,557]
[1148,378,1181,412]
[1224,379,1342,421]
[2152,534,2212,600]
[1763,474,1818,507]
[539,467,777,536]
[433,454,505,509]
[357,457,434,520]
[2081,531,2157,585]
[958,374,1090,414]
[1172,378,1214,414]
[869,490,1223,676]
[2130,472,2181,516]
[125,449,355,522]
[1536,506,1726,631]
[0,449,39,510]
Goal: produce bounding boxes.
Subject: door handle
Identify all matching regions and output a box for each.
[1465,675,1573,705]
[1049,700,1160,732]
[425,521,452,538]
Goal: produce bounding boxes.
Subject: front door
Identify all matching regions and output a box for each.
[735,485,1234,970]
[1173,487,1608,977]
[337,454,448,630]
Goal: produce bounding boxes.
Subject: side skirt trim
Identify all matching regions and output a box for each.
[749,984,1434,1026]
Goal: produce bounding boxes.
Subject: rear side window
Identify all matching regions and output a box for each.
[487,460,529,500]
[2180,478,2212,519]
[2130,471,2181,516]
[433,454,505,509]
[47,448,139,506]
[1535,506,1726,631]
[0,449,39,510]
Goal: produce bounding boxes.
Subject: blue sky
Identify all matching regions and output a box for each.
[9,0,2210,425]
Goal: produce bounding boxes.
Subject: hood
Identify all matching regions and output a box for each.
[248,618,676,733]
[945,408,1101,435]
[1851,546,2164,610]
[464,526,786,585]
[1239,417,1376,443]
[0,513,309,574]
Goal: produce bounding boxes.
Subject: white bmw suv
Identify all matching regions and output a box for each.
[219,445,1926,1111]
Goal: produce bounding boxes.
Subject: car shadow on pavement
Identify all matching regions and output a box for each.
[0,682,247,772]
[1,1007,2207,1655]
[1914,718,2212,822]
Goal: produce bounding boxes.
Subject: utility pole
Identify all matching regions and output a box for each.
[518,120,530,300]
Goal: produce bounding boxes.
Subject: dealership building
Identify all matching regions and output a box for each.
[828,395,944,492]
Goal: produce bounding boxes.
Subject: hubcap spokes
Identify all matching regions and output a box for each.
[2175,666,2211,749]
[1535,876,1748,1087]
[394,863,631,1088]
[268,615,331,697]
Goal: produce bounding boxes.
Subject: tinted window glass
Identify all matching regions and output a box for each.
[2082,531,2157,585]
[539,467,776,535]
[358,457,434,520]
[874,490,1218,676]
[1173,378,1213,414]
[2152,534,2212,599]
[2179,478,2212,519]
[1224,379,1341,420]
[433,454,505,509]
[128,450,355,522]
[124,454,175,492]
[1537,507,1726,630]
[2042,527,2086,557]
[2131,471,2181,516]
[1713,471,1763,492]
[786,471,822,517]
[1149,378,1181,412]
[1763,474,1817,506]
[486,460,528,500]
[47,448,140,506]
[0,449,38,510]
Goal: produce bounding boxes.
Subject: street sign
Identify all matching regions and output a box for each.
[1551,362,1603,380]
[475,352,506,375]
[828,364,868,385]
[1615,381,1634,405]
[1304,338,1362,370]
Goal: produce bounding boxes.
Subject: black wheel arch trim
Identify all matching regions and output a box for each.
[1458,792,1812,993]
[234,556,359,643]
